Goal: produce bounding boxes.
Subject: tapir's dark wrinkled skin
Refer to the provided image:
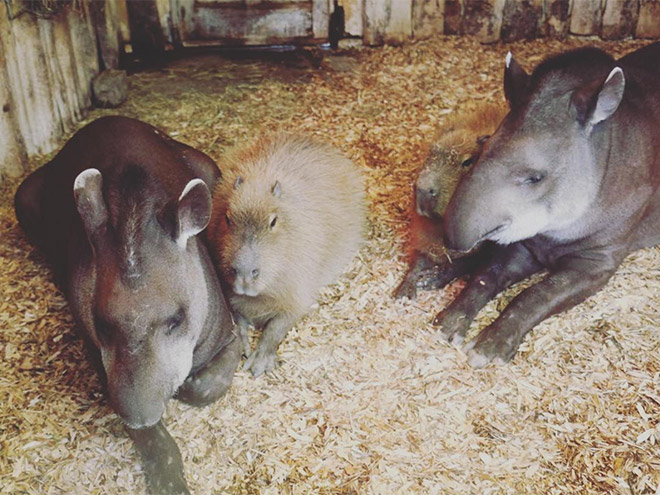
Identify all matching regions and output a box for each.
[14,116,241,495]
[438,42,660,368]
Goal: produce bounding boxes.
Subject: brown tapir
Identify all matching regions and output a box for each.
[14,116,242,494]
[437,42,660,367]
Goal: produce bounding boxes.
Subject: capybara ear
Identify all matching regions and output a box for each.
[73,168,108,246]
[272,181,281,198]
[503,52,530,109]
[233,176,243,189]
[176,179,212,248]
[571,67,625,131]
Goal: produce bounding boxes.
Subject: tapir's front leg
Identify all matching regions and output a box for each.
[127,421,190,495]
[176,335,242,406]
[433,243,541,346]
[465,258,618,368]
[243,312,299,377]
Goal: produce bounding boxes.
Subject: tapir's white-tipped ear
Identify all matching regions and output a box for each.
[571,66,625,132]
[503,52,529,109]
[73,168,108,241]
[176,178,211,248]
[591,67,625,126]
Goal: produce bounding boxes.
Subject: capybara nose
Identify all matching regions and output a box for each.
[251,268,260,279]
[416,186,438,218]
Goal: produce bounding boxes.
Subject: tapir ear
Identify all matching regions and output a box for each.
[176,179,212,248]
[73,168,108,243]
[571,67,625,130]
[504,52,530,109]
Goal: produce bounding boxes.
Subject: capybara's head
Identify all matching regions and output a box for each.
[415,103,508,221]
[212,172,290,298]
[415,136,486,219]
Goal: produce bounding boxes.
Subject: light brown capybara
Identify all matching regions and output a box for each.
[207,134,367,376]
[395,102,508,299]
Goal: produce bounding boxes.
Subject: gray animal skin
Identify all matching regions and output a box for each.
[438,42,660,368]
[14,116,241,495]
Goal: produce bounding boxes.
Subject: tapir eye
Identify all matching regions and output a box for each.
[165,308,185,336]
[270,215,278,229]
[524,172,546,185]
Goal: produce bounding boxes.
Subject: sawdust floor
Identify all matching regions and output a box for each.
[1,36,659,495]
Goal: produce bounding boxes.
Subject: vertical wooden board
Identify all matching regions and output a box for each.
[313,0,330,39]
[90,0,121,69]
[463,0,505,43]
[444,0,463,34]
[343,0,364,37]
[363,0,387,44]
[544,0,570,36]
[636,0,660,38]
[384,0,413,43]
[65,4,98,112]
[413,0,444,39]
[3,16,60,155]
[570,0,602,35]
[0,11,27,177]
[602,0,639,40]
[501,0,543,41]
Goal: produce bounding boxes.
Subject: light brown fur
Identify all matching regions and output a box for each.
[395,102,508,299]
[208,134,366,375]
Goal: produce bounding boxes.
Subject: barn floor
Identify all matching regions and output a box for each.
[2,36,659,495]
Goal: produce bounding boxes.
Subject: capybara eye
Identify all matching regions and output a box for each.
[225,213,231,226]
[270,215,277,229]
[461,157,475,168]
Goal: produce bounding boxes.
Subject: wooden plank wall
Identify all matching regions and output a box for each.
[350,0,660,45]
[0,1,120,179]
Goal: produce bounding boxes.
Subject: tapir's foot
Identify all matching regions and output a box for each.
[176,336,241,407]
[416,266,454,291]
[433,308,470,347]
[243,347,277,377]
[463,325,521,368]
[393,276,418,299]
[126,421,190,495]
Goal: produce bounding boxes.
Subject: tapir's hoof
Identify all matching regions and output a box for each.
[433,310,468,347]
[126,421,190,495]
[243,348,277,377]
[463,328,518,368]
[176,336,241,407]
[393,279,417,299]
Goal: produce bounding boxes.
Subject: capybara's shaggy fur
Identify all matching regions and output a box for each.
[208,134,366,376]
[395,102,507,299]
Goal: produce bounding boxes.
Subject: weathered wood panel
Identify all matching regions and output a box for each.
[364,0,413,44]
[636,0,660,38]
[413,0,444,39]
[570,0,603,35]
[544,0,570,36]
[501,0,542,41]
[463,0,505,43]
[602,0,639,40]
[344,0,364,36]
[0,1,107,180]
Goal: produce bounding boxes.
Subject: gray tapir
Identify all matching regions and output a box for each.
[437,42,660,368]
[14,116,241,494]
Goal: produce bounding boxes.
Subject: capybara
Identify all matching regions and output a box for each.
[395,102,508,299]
[208,134,367,376]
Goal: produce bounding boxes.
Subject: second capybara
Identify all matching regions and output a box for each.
[207,134,367,376]
[395,102,508,299]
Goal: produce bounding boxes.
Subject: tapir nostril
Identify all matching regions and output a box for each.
[251,268,260,279]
